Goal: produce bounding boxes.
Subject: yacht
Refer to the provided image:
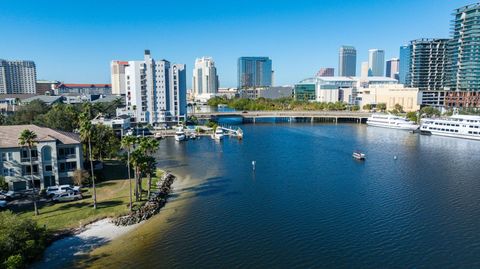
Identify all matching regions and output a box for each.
[420,114,480,141]
[174,127,186,142]
[367,113,419,131]
[352,151,366,160]
[213,128,224,140]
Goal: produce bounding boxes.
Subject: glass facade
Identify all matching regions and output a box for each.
[237,57,272,89]
[399,45,411,84]
[294,84,316,101]
[338,46,356,76]
[451,3,480,91]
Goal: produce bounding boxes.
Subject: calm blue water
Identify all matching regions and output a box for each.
[97,123,480,268]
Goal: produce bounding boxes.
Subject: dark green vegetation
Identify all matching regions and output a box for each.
[0,211,48,269]
[207,96,356,111]
[0,98,122,132]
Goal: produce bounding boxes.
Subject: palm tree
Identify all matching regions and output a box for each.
[139,137,159,198]
[121,135,137,211]
[129,149,144,201]
[79,104,97,209]
[18,129,39,216]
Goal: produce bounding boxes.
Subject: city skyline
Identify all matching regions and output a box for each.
[0,0,475,87]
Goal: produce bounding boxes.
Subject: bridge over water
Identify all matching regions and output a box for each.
[192,111,372,123]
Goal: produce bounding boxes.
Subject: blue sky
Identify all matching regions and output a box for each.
[0,0,475,88]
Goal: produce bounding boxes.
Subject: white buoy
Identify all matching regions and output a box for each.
[252,161,256,170]
[394,156,398,160]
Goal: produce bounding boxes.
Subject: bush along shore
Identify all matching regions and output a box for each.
[113,173,176,226]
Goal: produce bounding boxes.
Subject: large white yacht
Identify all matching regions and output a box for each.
[420,114,480,141]
[367,113,419,131]
[174,126,186,142]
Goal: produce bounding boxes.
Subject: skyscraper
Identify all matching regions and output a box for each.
[451,3,480,91]
[338,46,356,76]
[316,68,334,77]
[125,50,186,124]
[368,49,385,77]
[407,38,450,91]
[111,61,129,95]
[361,62,370,78]
[237,57,272,89]
[398,45,411,84]
[193,57,218,98]
[386,58,400,80]
[0,59,37,94]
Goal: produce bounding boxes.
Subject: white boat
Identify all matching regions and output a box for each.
[420,114,480,141]
[352,151,366,160]
[367,113,419,131]
[174,127,186,142]
[213,128,224,140]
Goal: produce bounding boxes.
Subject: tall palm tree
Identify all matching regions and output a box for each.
[121,135,137,211]
[79,104,97,209]
[139,137,159,198]
[129,149,144,201]
[18,129,39,216]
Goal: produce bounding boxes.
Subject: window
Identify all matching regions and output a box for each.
[23,164,39,175]
[42,146,52,161]
[45,165,52,172]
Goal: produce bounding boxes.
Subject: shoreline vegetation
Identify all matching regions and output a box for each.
[5,160,175,268]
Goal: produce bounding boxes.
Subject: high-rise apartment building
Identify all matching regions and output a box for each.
[386,58,400,80]
[125,50,186,124]
[111,61,129,95]
[338,46,357,76]
[0,60,37,94]
[368,49,385,77]
[451,3,480,91]
[316,68,334,77]
[407,38,450,91]
[193,57,218,99]
[398,45,411,84]
[237,57,272,89]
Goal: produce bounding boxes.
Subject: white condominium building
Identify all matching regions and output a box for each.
[192,57,218,100]
[0,59,37,94]
[124,50,187,125]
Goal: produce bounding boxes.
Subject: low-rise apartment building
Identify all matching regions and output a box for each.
[0,125,83,191]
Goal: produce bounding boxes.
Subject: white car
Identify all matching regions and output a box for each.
[46,185,80,198]
[52,191,82,202]
[0,200,7,208]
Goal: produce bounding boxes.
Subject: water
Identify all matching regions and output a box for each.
[88,123,480,268]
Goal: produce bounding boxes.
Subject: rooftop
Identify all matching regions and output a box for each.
[0,125,81,148]
[22,95,63,105]
[55,83,111,88]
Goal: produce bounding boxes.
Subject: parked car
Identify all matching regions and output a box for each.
[0,200,7,208]
[46,185,81,198]
[0,191,22,201]
[52,191,82,202]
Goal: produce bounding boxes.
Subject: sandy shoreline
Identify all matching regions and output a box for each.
[31,218,142,269]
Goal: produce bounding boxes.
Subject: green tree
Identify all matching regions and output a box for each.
[79,104,97,210]
[121,135,137,211]
[420,106,441,117]
[406,111,418,123]
[0,176,8,191]
[138,137,159,199]
[18,129,39,216]
[36,103,80,132]
[0,211,47,268]
[90,124,119,160]
[377,103,387,112]
[362,104,372,111]
[10,100,48,125]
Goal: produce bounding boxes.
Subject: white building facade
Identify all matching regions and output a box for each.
[192,57,218,101]
[124,50,186,125]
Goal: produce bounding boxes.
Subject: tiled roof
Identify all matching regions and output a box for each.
[22,95,63,105]
[0,125,81,148]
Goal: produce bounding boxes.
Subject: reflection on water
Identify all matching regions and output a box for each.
[87,124,480,268]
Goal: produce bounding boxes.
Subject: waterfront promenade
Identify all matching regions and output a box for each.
[192,110,372,123]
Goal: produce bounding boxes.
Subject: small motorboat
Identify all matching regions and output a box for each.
[213,128,224,140]
[352,151,366,160]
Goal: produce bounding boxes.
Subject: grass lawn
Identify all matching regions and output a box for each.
[15,160,163,232]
